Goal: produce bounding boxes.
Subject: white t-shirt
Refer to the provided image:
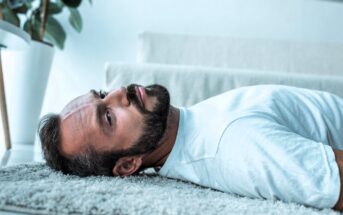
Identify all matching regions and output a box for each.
[159,85,342,209]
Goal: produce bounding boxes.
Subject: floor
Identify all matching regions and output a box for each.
[0,112,43,167]
[0,211,28,215]
[0,143,41,167]
[0,126,42,214]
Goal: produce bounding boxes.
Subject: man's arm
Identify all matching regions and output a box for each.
[333,149,343,211]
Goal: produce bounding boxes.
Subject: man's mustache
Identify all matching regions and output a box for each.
[126,84,148,114]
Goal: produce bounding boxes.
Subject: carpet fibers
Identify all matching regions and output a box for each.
[0,163,341,215]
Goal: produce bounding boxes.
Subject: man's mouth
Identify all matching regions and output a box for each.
[135,86,145,108]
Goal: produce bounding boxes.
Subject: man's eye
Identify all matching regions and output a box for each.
[99,90,108,99]
[106,110,112,126]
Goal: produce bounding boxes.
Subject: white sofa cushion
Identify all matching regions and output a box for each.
[137,32,343,76]
[105,62,343,107]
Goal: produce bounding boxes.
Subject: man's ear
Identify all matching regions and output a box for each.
[112,156,143,177]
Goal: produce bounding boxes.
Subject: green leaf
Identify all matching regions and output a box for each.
[68,7,82,32]
[23,16,41,41]
[7,0,26,9]
[44,16,66,49]
[23,19,31,34]
[24,12,66,49]
[62,0,81,8]
[48,2,63,14]
[2,8,20,26]
[13,4,29,13]
[23,19,30,32]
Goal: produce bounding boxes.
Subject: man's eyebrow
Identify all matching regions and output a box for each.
[90,89,100,98]
[95,102,107,134]
[91,89,112,135]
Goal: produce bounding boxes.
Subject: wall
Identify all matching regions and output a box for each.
[41,0,343,114]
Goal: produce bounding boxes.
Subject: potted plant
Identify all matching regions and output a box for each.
[0,0,88,145]
[0,0,86,49]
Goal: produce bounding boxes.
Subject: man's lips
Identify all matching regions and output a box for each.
[135,86,145,107]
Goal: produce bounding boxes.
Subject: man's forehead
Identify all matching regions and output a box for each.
[61,93,94,120]
[59,92,96,155]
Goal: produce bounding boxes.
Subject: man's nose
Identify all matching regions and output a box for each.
[106,87,129,106]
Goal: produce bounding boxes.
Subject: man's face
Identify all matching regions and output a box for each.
[59,84,170,158]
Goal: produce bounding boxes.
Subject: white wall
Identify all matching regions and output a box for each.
[41,0,343,114]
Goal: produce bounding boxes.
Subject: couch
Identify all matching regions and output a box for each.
[106,32,343,105]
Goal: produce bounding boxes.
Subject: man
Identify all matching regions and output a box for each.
[38,84,343,211]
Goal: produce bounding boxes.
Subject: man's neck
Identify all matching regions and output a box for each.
[141,106,180,168]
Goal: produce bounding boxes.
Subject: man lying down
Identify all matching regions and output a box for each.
[38,84,343,211]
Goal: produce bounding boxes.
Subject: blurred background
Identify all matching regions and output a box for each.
[42,0,343,114]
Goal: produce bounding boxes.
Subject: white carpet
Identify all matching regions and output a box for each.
[0,163,340,215]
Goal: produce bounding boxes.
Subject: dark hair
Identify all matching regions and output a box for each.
[38,114,121,177]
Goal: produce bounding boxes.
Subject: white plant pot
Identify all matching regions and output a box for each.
[3,40,54,145]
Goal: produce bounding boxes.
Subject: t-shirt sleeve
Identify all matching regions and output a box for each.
[217,115,341,209]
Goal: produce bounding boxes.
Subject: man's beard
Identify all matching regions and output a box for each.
[123,84,171,155]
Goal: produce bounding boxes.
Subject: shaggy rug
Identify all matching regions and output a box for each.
[0,163,341,215]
